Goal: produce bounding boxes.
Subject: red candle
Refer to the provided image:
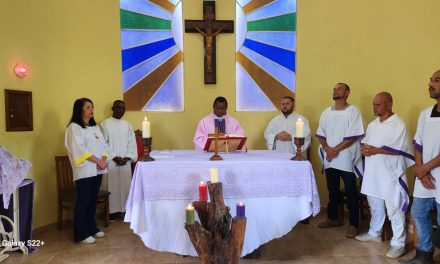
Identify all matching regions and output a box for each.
[199,181,208,202]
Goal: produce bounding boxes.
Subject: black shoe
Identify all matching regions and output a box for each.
[399,248,433,264]
[109,212,120,222]
[432,228,440,248]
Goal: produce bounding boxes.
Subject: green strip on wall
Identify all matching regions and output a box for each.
[120,9,171,30]
[247,13,296,32]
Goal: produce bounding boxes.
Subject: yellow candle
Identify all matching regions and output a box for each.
[142,116,150,138]
[296,118,304,138]
[210,167,218,183]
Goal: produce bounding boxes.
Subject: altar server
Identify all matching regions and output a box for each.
[100,100,137,218]
[264,96,311,157]
[354,92,413,259]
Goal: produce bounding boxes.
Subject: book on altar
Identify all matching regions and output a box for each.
[203,134,247,152]
[150,150,174,159]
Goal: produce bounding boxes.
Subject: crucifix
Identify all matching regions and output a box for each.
[185,1,234,84]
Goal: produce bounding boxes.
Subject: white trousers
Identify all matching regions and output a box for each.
[367,195,406,247]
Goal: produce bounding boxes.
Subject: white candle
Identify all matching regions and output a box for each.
[210,168,218,183]
[296,118,304,138]
[142,116,150,138]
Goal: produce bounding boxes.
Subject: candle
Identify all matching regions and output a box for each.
[296,118,304,138]
[210,168,218,183]
[142,116,150,138]
[199,181,208,202]
[236,202,245,218]
[185,203,195,225]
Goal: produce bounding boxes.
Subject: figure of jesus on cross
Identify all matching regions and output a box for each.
[192,24,226,73]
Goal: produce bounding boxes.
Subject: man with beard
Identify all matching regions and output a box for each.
[100,100,137,220]
[400,70,440,264]
[264,96,311,158]
[316,83,364,238]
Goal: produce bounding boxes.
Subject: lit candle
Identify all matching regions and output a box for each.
[210,168,218,183]
[185,203,195,225]
[296,118,304,138]
[199,181,208,202]
[142,116,150,138]
[236,202,245,218]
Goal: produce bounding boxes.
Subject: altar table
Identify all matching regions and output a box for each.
[0,179,35,250]
[125,150,320,256]
[0,147,33,260]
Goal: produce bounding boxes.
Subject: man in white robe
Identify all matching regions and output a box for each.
[354,92,414,259]
[401,70,440,264]
[316,83,364,238]
[264,96,311,158]
[100,100,137,218]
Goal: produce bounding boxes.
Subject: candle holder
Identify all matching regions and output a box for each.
[185,182,246,264]
[210,127,223,161]
[291,137,305,161]
[140,137,155,162]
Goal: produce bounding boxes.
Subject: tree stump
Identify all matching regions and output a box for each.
[185,182,247,264]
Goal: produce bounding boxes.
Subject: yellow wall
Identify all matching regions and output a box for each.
[0,0,122,228]
[1,0,440,228]
[297,0,440,200]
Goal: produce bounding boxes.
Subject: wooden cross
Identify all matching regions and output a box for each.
[185,1,234,84]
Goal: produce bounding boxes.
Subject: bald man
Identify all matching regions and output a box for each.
[401,70,440,264]
[354,92,414,259]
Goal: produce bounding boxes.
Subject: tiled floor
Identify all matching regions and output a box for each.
[1,211,438,263]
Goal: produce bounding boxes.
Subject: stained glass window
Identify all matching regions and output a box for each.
[120,0,184,112]
[236,0,296,111]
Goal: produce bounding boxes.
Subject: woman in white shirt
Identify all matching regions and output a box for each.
[65,98,109,244]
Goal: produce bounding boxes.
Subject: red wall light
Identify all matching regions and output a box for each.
[14,64,28,78]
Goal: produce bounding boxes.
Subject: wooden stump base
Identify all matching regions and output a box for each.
[185,182,247,264]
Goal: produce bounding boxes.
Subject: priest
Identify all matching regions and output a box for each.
[194,96,245,150]
[264,96,311,157]
[100,100,137,219]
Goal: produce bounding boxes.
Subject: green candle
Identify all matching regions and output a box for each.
[186,203,195,225]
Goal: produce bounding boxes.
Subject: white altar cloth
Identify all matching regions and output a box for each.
[125,150,320,256]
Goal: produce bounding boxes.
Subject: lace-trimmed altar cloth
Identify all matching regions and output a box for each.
[0,146,32,209]
[127,150,320,216]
